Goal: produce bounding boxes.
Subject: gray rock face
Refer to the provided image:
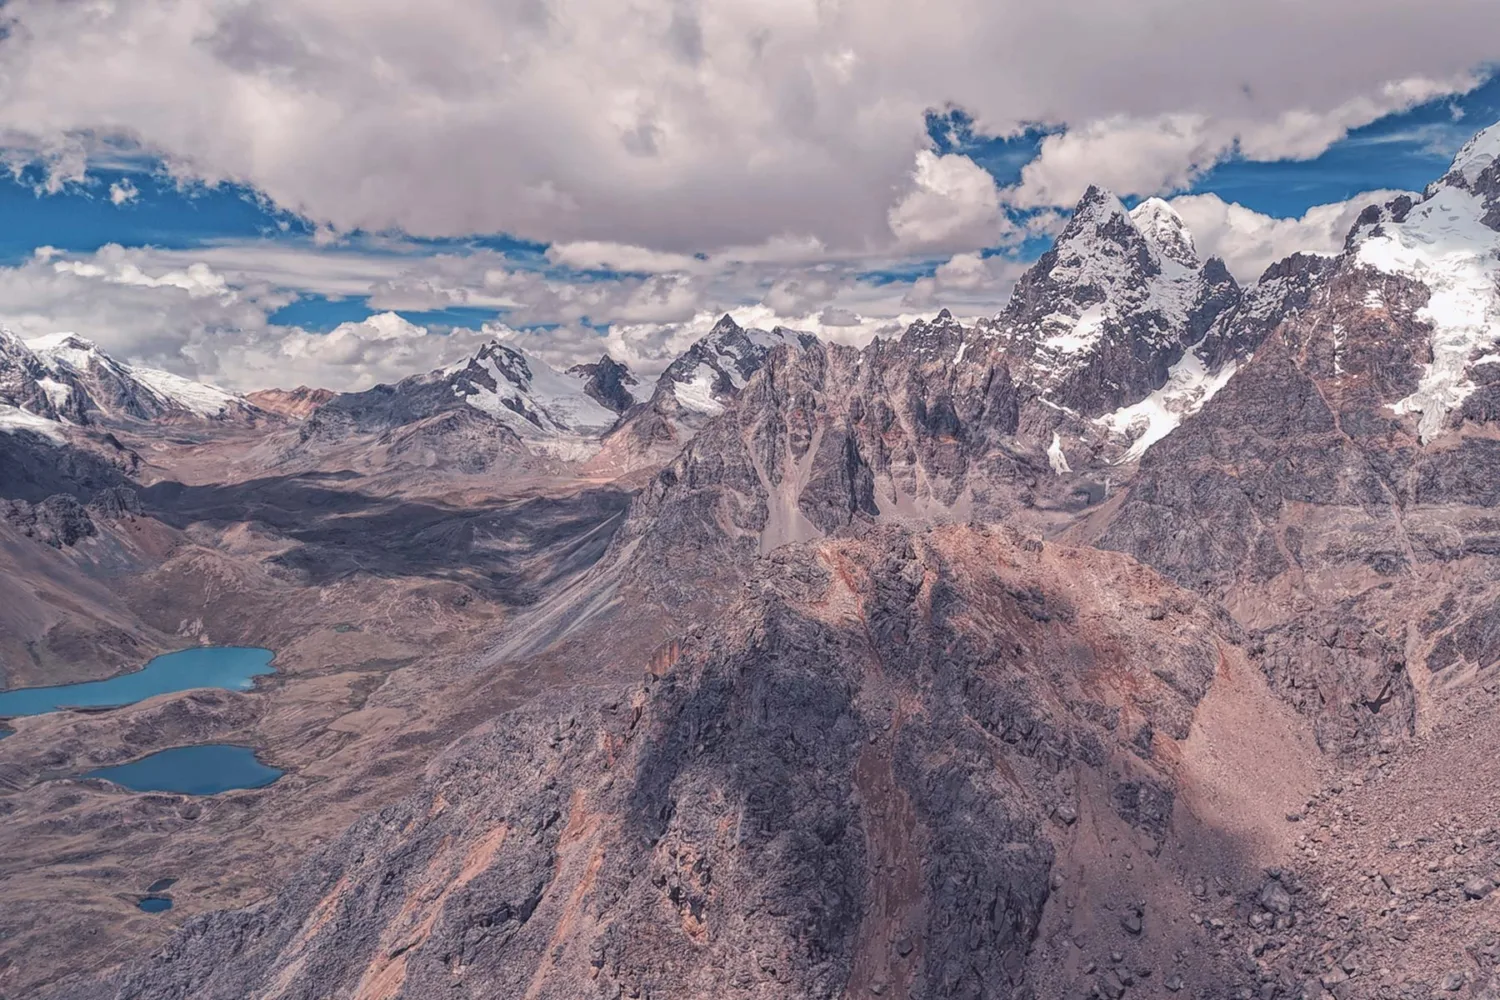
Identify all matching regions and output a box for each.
[1093,135,1500,753]
[1252,609,1415,753]
[566,355,639,414]
[611,329,1043,608]
[651,315,819,418]
[591,315,820,474]
[1197,252,1336,371]
[0,424,138,503]
[2,494,97,547]
[0,486,141,548]
[0,327,60,418]
[1093,254,1439,750]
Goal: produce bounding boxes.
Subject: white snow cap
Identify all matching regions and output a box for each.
[1448,121,1500,187]
[457,340,620,459]
[1351,118,1500,442]
[1071,186,1131,227]
[25,332,110,372]
[1129,197,1199,268]
[26,331,247,418]
[25,331,96,351]
[0,403,65,443]
[128,366,243,418]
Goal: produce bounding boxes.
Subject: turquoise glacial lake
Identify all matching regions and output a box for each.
[137,897,174,913]
[0,646,275,718]
[83,744,283,795]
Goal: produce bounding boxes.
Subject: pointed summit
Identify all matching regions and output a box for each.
[307,335,624,465]
[898,308,969,355]
[994,180,1240,417]
[25,331,99,353]
[9,329,252,423]
[1338,116,1500,441]
[1445,119,1500,189]
[1129,197,1199,268]
[1074,184,1126,214]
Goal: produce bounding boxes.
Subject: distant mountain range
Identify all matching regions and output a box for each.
[1,330,255,428]
[0,185,1330,484]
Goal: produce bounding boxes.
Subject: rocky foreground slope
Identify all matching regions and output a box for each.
[60,526,1320,1000]
[11,124,1500,1000]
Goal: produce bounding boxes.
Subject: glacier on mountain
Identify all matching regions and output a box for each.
[1352,124,1500,443]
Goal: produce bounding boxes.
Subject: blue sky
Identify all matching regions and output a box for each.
[1197,73,1500,214]
[925,73,1500,218]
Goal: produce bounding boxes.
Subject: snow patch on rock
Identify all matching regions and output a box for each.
[1130,197,1199,268]
[1097,344,1239,461]
[1042,304,1107,354]
[673,364,726,415]
[460,342,621,459]
[1449,121,1500,188]
[1047,432,1072,474]
[0,403,64,442]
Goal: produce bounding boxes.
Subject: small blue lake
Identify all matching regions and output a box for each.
[83,744,283,795]
[0,646,275,718]
[137,897,173,913]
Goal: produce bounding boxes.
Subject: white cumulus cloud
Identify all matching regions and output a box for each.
[1168,190,1411,282]
[0,0,1492,256]
[889,151,1009,249]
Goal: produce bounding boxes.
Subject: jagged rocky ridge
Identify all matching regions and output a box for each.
[286,319,814,472]
[0,329,254,502]
[1,487,142,548]
[605,193,1284,605]
[294,340,629,465]
[266,193,1267,480]
[587,318,821,472]
[1099,121,1500,757]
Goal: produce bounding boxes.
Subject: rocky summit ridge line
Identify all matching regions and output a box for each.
[8,121,1500,1000]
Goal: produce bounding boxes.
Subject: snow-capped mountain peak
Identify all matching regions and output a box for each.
[1017,186,1180,319]
[21,332,251,423]
[656,315,816,417]
[1443,120,1500,193]
[127,366,246,419]
[1129,197,1200,268]
[452,340,622,447]
[996,185,1239,419]
[565,355,638,414]
[25,331,110,367]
